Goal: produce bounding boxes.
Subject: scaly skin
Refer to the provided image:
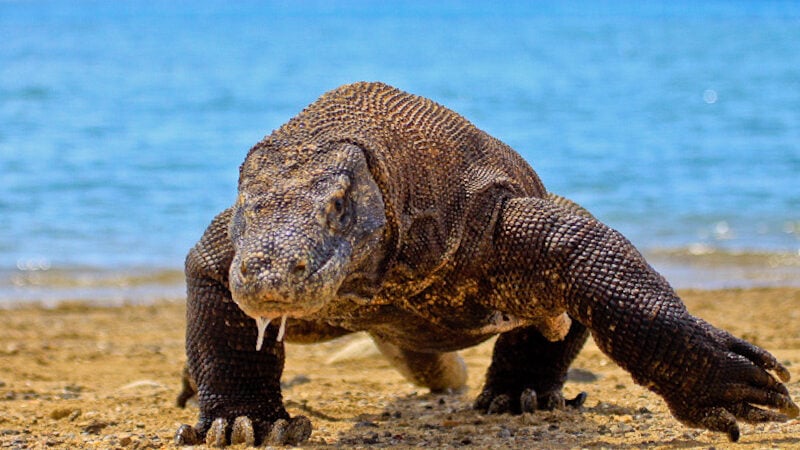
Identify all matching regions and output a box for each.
[175,82,798,446]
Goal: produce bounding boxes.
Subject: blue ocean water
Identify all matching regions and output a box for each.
[2,1,799,303]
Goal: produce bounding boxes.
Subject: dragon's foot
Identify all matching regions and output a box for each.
[651,319,799,442]
[175,415,311,447]
[474,385,586,414]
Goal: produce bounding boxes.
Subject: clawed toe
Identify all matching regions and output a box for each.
[566,391,587,408]
[530,389,587,411]
[486,394,512,414]
[271,415,312,445]
[206,418,227,447]
[174,415,312,447]
[476,387,587,415]
[231,416,255,446]
[520,388,538,412]
[174,424,201,446]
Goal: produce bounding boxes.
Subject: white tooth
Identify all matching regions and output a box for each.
[276,314,288,342]
[255,317,271,351]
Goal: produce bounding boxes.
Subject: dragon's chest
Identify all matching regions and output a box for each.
[324,277,538,352]
[326,304,523,352]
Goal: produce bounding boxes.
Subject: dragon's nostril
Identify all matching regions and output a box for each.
[291,260,308,279]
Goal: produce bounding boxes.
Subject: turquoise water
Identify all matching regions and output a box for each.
[2,1,799,303]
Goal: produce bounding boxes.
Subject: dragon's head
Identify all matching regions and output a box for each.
[228,142,387,326]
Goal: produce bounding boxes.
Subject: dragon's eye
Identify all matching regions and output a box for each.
[324,173,353,231]
[327,191,351,231]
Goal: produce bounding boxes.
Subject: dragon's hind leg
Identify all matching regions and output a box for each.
[475,320,589,414]
[372,336,467,393]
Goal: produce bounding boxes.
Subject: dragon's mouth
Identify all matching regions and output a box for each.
[255,315,286,351]
[231,245,350,351]
[245,304,326,351]
[239,298,325,319]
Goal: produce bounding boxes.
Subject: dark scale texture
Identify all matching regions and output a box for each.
[176,82,798,446]
[180,210,291,444]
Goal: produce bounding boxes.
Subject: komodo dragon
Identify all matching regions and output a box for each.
[175,81,798,446]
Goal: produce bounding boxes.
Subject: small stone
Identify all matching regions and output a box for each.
[50,408,73,420]
[682,430,700,439]
[362,432,379,444]
[45,437,64,446]
[617,423,634,433]
[82,421,109,434]
[496,427,512,438]
[567,368,600,382]
[355,420,378,428]
[281,374,311,389]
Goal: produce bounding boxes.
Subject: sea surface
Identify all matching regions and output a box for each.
[2,1,799,305]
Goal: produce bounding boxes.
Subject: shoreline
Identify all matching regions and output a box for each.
[2,247,800,308]
[0,287,798,448]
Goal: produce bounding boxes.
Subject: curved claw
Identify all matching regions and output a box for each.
[231,416,255,446]
[730,402,791,424]
[486,394,512,414]
[658,320,798,441]
[725,335,790,382]
[775,365,792,384]
[704,319,793,384]
[520,388,538,412]
[533,389,587,411]
[784,401,800,418]
[174,424,201,446]
[267,415,312,445]
[698,407,740,443]
[566,391,588,408]
[267,418,290,444]
[206,418,227,447]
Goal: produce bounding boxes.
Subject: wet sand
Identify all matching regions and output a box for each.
[1,288,798,449]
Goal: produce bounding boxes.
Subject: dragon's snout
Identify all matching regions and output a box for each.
[228,231,349,321]
[237,252,312,289]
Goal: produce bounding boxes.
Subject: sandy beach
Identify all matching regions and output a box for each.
[1,288,798,449]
